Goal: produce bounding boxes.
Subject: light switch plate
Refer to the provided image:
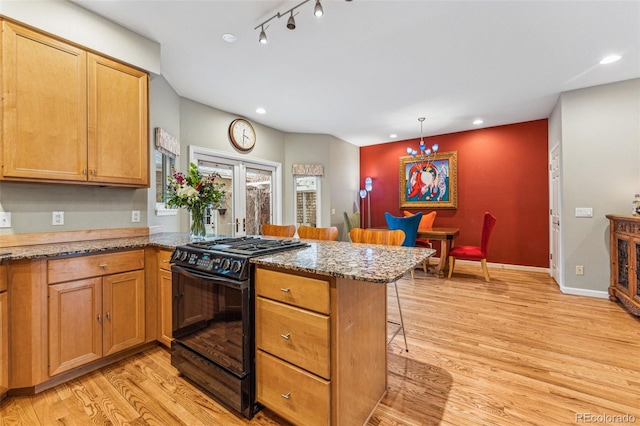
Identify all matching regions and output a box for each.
[0,212,11,228]
[52,211,64,226]
[575,207,593,218]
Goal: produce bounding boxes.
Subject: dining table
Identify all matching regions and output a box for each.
[417,227,460,277]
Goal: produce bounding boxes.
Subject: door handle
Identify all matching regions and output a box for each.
[235,218,239,233]
[243,218,246,232]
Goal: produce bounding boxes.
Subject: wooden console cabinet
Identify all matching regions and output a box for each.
[1,20,149,187]
[606,214,640,316]
[157,250,173,348]
[255,266,387,426]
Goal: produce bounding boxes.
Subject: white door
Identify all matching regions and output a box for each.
[190,147,281,237]
[550,143,561,285]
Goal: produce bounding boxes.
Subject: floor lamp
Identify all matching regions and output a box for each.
[359,189,367,228]
[364,177,372,229]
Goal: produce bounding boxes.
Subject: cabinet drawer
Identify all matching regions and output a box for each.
[256,297,330,379]
[48,250,145,284]
[256,350,329,426]
[0,263,6,292]
[256,268,329,314]
[158,250,172,271]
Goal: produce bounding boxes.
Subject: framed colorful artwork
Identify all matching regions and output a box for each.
[399,151,458,208]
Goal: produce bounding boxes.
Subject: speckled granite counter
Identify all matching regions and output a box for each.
[252,239,434,283]
[0,232,192,261]
[0,233,434,283]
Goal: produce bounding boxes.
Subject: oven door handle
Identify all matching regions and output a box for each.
[172,265,247,287]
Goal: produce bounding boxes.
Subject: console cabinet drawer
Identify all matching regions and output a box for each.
[48,249,145,284]
[256,297,330,379]
[256,350,329,426]
[256,268,329,314]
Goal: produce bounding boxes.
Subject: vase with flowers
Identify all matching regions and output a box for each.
[167,162,227,240]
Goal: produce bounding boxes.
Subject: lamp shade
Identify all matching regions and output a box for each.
[364,177,373,192]
[359,189,367,199]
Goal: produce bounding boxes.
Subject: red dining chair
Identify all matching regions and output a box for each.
[447,212,497,282]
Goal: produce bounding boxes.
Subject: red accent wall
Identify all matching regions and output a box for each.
[360,119,549,267]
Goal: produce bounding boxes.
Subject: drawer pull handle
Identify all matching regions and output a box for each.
[97,314,102,323]
[99,263,108,268]
[106,312,111,320]
[280,333,290,340]
[281,392,291,399]
[280,288,290,293]
[162,260,170,263]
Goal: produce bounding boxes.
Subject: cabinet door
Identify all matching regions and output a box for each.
[2,21,88,182]
[158,269,173,348]
[87,53,149,187]
[103,270,145,356]
[48,278,102,376]
[614,235,631,296]
[0,292,8,395]
[632,237,640,305]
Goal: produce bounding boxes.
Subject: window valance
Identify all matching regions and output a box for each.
[155,127,181,158]
[292,164,324,176]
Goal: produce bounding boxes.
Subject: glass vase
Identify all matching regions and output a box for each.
[190,207,207,240]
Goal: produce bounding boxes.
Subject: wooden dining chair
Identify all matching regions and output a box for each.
[349,227,409,352]
[261,224,296,238]
[298,225,339,241]
[448,212,497,282]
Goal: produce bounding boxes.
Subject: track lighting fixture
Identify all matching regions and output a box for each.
[286,12,296,30]
[258,25,267,44]
[255,0,344,44]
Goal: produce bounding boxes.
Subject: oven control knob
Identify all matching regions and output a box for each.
[221,258,231,270]
[231,260,243,273]
[180,251,188,261]
[172,249,181,260]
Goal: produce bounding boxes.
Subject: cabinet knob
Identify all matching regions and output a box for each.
[97,314,102,323]
[281,392,291,399]
[280,333,290,340]
[106,311,111,320]
[280,288,290,293]
[162,260,170,263]
[99,263,108,268]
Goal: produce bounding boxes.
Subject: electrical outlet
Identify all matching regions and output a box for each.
[132,210,141,223]
[52,211,64,226]
[576,265,584,275]
[0,212,11,228]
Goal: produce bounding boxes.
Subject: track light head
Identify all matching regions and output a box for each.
[287,12,296,30]
[314,0,324,17]
[258,26,267,44]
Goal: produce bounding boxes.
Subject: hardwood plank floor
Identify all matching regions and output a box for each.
[1,264,639,425]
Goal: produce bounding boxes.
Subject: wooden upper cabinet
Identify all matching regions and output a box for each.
[1,20,149,188]
[88,53,149,186]
[1,21,88,182]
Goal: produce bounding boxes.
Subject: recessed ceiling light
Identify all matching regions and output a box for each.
[222,33,237,43]
[390,134,398,138]
[600,54,621,65]
[473,119,484,125]
[256,107,266,114]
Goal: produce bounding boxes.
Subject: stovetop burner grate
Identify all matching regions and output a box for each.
[186,236,308,257]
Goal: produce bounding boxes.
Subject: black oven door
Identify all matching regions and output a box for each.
[171,265,250,377]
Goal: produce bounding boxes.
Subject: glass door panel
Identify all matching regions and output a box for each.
[246,167,273,236]
[198,161,235,236]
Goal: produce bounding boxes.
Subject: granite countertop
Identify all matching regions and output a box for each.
[252,239,434,283]
[0,233,435,283]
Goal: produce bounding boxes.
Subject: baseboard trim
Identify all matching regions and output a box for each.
[557,285,609,299]
[442,258,550,274]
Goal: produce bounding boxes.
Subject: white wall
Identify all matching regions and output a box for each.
[0,0,160,74]
[559,78,640,294]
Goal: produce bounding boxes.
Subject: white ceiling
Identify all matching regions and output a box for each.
[71,0,640,146]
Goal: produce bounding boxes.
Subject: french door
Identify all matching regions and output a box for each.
[189,146,282,237]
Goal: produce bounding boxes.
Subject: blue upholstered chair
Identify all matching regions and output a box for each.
[384,211,423,279]
[384,212,423,247]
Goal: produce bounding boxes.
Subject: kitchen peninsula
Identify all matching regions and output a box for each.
[0,233,433,425]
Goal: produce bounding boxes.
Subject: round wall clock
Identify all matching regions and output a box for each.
[228,118,256,152]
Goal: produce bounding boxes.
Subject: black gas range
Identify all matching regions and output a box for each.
[169,236,309,419]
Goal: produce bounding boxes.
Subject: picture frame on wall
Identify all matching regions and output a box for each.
[399,151,458,209]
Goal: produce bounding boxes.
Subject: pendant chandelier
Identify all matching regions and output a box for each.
[407,117,438,165]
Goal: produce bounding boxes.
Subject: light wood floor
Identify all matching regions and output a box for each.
[1,264,639,425]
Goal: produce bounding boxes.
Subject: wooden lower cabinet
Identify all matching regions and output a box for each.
[0,291,8,399]
[607,214,640,315]
[47,251,146,376]
[158,250,173,348]
[255,266,387,426]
